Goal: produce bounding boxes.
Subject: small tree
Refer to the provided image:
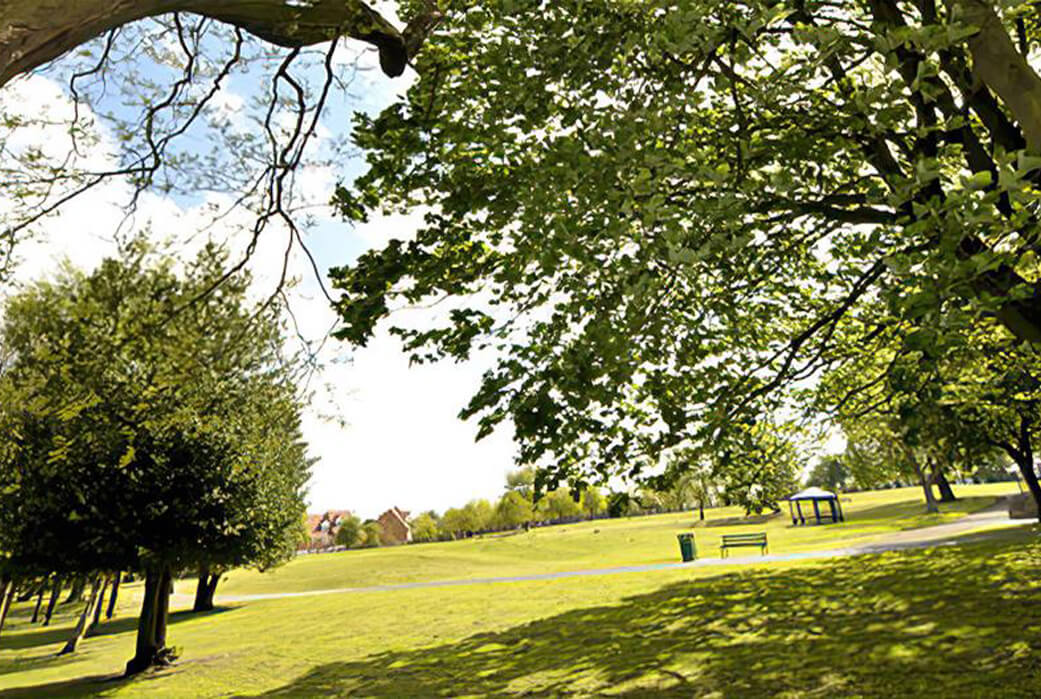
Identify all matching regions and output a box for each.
[495,491,533,530]
[409,512,440,542]
[335,515,364,549]
[360,521,383,548]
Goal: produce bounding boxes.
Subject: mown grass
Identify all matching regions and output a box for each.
[1,483,1035,697]
[213,483,1016,596]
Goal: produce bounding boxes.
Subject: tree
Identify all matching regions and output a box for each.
[806,456,852,492]
[504,467,535,499]
[495,491,534,530]
[360,521,384,548]
[0,1,430,88]
[0,242,309,674]
[330,0,1041,499]
[335,514,365,549]
[535,489,582,522]
[409,512,440,542]
[580,488,607,518]
[0,1,443,305]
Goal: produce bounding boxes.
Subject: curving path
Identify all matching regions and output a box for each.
[199,500,1030,603]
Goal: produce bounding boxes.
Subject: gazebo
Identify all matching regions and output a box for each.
[787,487,844,525]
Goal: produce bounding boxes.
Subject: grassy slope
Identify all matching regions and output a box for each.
[213,483,1015,596]
[1,483,1036,697]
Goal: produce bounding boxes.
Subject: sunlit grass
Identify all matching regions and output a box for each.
[211,482,1018,596]
[0,482,1034,697]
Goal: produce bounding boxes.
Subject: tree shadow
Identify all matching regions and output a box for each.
[247,535,1041,696]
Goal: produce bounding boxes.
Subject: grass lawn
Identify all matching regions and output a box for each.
[1,483,1038,696]
[214,483,1017,596]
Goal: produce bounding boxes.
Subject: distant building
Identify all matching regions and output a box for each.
[377,507,412,545]
[301,509,352,550]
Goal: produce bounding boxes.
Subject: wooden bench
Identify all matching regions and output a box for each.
[720,533,768,557]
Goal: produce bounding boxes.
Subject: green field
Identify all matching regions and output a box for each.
[2,483,1039,696]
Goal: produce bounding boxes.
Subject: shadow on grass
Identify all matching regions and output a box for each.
[247,533,1041,697]
[0,606,241,695]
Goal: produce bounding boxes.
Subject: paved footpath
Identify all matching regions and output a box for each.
[210,502,1029,603]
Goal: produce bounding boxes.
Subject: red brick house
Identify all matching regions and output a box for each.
[301,509,351,550]
[377,507,412,545]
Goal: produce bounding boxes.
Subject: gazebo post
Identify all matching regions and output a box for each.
[812,499,821,524]
[788,500,796,525]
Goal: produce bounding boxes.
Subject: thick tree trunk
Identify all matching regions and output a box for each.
[0,580,15,641]
[59,575,102,655]
[193,567,221,612]
[126,567,161,676]
[935,470,957,502]
[30,585,45,624]
[125,566,175,676]
[106,574,121,620]
[0,0,416,89]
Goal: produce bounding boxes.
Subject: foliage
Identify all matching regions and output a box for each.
[360,521,384,548]
[409,512,440,543]
[494,491,533,530]
[535,489,582,522]
[806,455,852,492]
[330,0,1041,496]
[0,242,310,668]
[335,515,365,549]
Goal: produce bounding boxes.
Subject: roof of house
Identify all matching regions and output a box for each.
[306,509,352,533]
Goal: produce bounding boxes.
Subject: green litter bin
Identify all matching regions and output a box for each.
[677,532,697,562]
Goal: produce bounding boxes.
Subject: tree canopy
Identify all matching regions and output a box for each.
[0,242,311,673]
[331,0,1041,492]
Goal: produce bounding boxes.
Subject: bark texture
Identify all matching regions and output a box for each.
[125,566,175,676]
[0,0,424,88]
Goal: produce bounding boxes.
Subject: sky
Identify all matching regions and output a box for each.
[0,18,520,521]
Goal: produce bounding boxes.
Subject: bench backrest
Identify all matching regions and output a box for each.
[721,533,767,543]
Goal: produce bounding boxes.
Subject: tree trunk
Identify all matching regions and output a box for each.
[934,470,957,502]
[698,500,705,521]
[59,575,102,655]
[155,568,172,648]
[1014,455,1041,521]
[0,579,15,641]
[0,0,415,89]
[86,576,109,637]
[125,567,161,676]
[193,566,211,612]
[125,565,175,676]
[913,458,940,513]
[106,573,121,620]
[42,577,61,626]
[193,567,221,612]
[30,585,45,623]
